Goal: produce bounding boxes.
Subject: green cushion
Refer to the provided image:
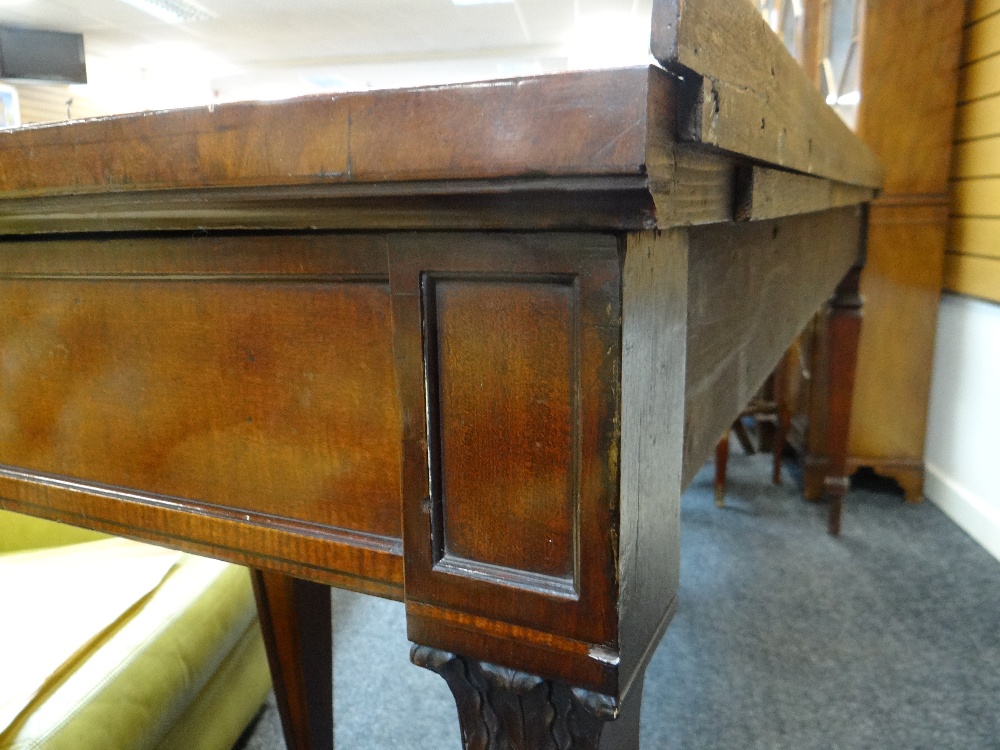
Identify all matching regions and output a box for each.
[0,510,108,554]
[152,621,271,750]
[0,551,270,750]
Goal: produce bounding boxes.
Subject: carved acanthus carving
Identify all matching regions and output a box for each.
[410,645,619,750]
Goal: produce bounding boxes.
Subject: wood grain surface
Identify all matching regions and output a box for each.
[856,0,965,195]
[843,0,963,494]
[618,229,687,699]
[0,232,405,595]
[848,198,951,460]
[0,63,874,237]
[0,68,653,199]
[735,165,875,221]
[650,0,882,188]
[390,232,623,695]
[252,571,333,750]
[431,277,577,584]
[0,67,672,235]
[683,206,865,488]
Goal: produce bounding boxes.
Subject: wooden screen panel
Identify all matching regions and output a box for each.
[427,276,577,590]
[966,10,1000,64]
[944,253,1000,304]
[950,218,1000,260]
[0,233,404,548]
[391,232,621,665]
[954,96,1000,141]
[951,137,1000,179]
[957,0,1000,121]
[970,0,1000,23]
[850,202,951,458]
[949,1,1000,302]
[959,51,1000,103]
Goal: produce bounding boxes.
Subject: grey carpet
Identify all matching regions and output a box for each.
[234,452,1000,749]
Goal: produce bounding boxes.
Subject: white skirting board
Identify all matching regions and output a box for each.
[924,293,1000,564]
[925,462,1000,564]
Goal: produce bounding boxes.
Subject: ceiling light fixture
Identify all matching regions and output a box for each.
[117,0,213,24]
[452,0,515,6]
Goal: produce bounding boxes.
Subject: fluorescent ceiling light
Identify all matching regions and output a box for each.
[118,0,213,24]
[452,0,515,6]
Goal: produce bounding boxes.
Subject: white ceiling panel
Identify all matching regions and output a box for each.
[1,0,654,113]
[517,0,576,44]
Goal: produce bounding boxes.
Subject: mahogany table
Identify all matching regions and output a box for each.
[0,1,880,747]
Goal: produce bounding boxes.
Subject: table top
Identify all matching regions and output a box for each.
[0,67,663,199]
[0,0,881,235]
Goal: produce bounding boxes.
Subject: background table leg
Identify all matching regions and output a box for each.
[772,349,792,486]
[824,266,864,536]
[714,431,730,508]
[251,570,333,750]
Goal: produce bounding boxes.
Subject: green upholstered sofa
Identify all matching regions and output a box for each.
[0,509,271,750]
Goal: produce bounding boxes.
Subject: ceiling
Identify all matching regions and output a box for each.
[0,0,655,112]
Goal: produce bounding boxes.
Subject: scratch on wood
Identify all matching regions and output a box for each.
[590,117,644,164]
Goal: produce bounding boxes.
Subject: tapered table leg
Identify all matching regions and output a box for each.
[412,646,644,750]
[251,570,333,750]
[714,431,730,507]
[772,349,792,486]
[824,266,863,536]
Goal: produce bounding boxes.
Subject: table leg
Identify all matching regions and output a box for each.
[772,350,792,486]
[714,430,730,507]
[251,570,333,750]
[824,266,864,536]
[411,646,644,750]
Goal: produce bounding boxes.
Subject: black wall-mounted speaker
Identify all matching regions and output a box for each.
[0,26,86,84]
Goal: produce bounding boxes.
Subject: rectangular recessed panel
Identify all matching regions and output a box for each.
[0,278,402,538]
[428,277,577,586]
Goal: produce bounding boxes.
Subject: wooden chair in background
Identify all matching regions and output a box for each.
[714,348,795,508]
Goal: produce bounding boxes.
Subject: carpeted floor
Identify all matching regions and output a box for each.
[234,452,1000,749]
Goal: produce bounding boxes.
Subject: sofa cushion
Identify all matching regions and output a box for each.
[0,539,183,733]
[0,510,108,554]
[0,543,268,750]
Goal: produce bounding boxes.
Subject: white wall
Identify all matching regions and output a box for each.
[925,293,1000,562]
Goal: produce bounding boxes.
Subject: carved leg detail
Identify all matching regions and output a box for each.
[411,646,630,750]
[252,571,333,750]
